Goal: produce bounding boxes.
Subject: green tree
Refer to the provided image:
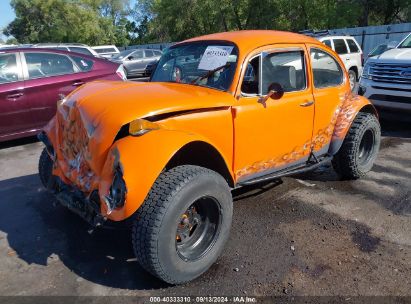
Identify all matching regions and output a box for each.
[137,0,410,42]
[4,0,131,46]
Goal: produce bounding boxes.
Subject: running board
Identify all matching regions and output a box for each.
[237,156,332,186]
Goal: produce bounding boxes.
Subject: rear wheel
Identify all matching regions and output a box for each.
[132,165,233,284]
[332,112,380,179]
[38,148,53,188]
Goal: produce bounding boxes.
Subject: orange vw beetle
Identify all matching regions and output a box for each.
[38,31,380,284]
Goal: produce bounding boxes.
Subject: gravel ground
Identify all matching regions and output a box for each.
[0,117,410,300]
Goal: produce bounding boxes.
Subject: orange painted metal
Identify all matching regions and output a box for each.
[43,30,375,222]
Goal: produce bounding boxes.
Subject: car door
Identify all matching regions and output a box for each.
[126,50,145,73]
[233,45,315,182]
[308,45,347,156]
[144,50,158,64]
[21,51,85,128]
[0,52,31,139]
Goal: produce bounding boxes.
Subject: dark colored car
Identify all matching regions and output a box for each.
[0,48,126,142]
[110,49,162,78]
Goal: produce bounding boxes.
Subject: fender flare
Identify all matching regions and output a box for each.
[99,129,232,221]
[328,94,378,156]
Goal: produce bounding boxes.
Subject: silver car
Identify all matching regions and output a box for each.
[111,49,162,78]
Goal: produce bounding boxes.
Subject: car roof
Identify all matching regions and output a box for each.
[318,36,356,40]
[127,48,160,51]
[0,47,98,59]
[92,45,118,49]
[179,30,321,54]
[34,43,89,47]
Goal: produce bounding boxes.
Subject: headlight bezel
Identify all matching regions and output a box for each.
[128,118,160,137]
[361,62,373,79]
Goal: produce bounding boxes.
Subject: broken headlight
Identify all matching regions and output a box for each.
[104,166,127,212]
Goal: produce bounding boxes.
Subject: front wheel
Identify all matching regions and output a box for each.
[332,112,381,179]
[132,165,233,284]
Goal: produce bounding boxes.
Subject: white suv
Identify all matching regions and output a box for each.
[359,33,411,112]
[92,45,120,58]
[318,36,363,90]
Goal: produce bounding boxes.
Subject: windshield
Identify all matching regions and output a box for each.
[112,49,135,60]
[398,34,411,48]
[151,41,238,91]
[369,44,389,57]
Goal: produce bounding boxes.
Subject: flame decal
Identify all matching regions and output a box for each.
[236,92,363,180]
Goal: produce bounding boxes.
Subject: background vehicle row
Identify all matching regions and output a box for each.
[0,48,125,142]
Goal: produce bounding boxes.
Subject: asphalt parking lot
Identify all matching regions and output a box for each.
[0,117,410,298]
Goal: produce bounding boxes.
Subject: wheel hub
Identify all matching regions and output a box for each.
[176,206,201,244]
[175,197,221,262]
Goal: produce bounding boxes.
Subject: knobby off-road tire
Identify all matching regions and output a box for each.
[332,112,381,180]
[38,148,53,188]
[132,165,233,284]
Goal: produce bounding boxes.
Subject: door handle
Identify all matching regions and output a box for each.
[7,92,24,99]
[300,100,314,107]
[73,81,85,87]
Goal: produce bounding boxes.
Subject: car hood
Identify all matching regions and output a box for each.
[369,48,411,64]
[48,81,234,172]
[67,81,234,124]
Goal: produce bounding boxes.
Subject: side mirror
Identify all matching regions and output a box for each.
[128,56,134,60]
[258,83,284,107]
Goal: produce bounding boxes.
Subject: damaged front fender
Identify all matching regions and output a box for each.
[98,129,221,221]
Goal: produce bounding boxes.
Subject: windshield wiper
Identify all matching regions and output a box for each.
[190,63,231,84]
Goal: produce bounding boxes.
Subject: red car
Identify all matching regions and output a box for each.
[0,48,126,142]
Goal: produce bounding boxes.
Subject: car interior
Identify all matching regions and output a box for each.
[241,51,306,95]
[26,53,76,79]
[0,54,19,83]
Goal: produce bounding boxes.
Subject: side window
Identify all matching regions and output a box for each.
[241,56,260,95]
[333,39,348,54]
[145,50,154,57]
[322,40,332,49]
[347,39,360,53]
[70,55,94,71]
[131,50,143,59]
[0,53,19,84]
[68,47,93,56]
[310,48,343,88]
[154,50,162,56]
[25,52,76,79]
[262,51,306,94]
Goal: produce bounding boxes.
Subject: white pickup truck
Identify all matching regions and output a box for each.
[359,33,411,112]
